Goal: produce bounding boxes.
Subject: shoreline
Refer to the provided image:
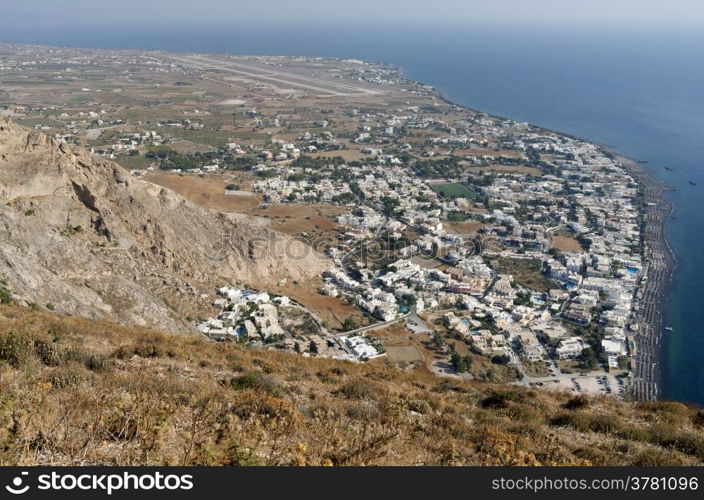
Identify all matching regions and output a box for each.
[615,155,675,401]
[426,77,675,401]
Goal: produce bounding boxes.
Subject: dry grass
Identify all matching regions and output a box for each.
[272,277,367,331]
[446,221,484,235]
[247,203,344,236]
[144,172,262,212]
[466,164,543,176]
[0,303,702,466]
[454,148,527,159]
[551,235,583,253]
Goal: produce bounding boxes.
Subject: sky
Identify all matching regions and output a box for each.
[1,0,703,28]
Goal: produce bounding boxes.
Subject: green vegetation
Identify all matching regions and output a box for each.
[430,182,475,199]
[412,156,463,178]
[59,225,83,237]
[0,281,12,305]
[450,351,473,373]
[148,149,199,170]
[114,155,152,171]
[492,258,554,293]
[447,210,471,222]
[513,291,532,306]
[292,155,346,169]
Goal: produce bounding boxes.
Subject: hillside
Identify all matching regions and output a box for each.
[0,118,327,332]
[0,303,702,466]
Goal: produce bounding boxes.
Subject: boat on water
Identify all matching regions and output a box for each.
[689,180,697,186]
[664,326,673,332]
[664,166,673,171]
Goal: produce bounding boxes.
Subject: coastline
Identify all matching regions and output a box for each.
[616,155,675,401]
[429,79,675,401]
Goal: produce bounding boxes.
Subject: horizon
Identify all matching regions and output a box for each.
[1,0,704,29]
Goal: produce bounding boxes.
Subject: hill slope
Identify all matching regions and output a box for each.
[0,303,701,466]
[0,118,327,331]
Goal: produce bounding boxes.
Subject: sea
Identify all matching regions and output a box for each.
[2,23,703,405]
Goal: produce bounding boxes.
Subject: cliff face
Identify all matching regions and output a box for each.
[0,118,328,331]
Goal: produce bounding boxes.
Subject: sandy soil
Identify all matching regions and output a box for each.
[446,221,484,234]
[467,164,543,176]
[551,235,583,253]
[247,203,345,236]
[144,172,262,212]
[271,277,368,330]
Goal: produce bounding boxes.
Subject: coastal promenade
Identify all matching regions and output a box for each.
[620,156,675,401]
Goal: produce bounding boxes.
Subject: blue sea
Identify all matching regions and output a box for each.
[2,23,703,404]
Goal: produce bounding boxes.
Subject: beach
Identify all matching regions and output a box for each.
[618,156,675,400]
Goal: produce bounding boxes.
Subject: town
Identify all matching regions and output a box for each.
[0,43,652,398]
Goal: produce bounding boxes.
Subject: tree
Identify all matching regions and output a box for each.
[580,347,598,370]
[450,352,473,373]
[491,354,511,365]
[432,332,445,348]
[342,318,358,331]
[309,340,319,354]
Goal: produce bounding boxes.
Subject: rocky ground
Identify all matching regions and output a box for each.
[0,118,328,332]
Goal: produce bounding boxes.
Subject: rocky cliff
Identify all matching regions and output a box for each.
[0,118,328,331]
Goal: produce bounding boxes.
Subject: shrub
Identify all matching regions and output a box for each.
[587,414,621,434]
[564,395,590,410]
[113,340,171,359]
[0,286,12,305]
[345,402,381,421]
[0,332,32,367]
[34,338,64,366]
[692,410,704,428]
[48,366,86,388]
[480,390,525,409]
[406,397,432,415]
[84,354,113,372]
[337,378,382,401]
[227,371,284,396]
[633,449,682,466]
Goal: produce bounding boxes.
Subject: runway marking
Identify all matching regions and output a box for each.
[169,55,382,97]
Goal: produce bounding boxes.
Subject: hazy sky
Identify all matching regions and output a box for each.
[1,0,703,27]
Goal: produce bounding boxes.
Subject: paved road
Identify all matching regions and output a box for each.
[169,55,381,96]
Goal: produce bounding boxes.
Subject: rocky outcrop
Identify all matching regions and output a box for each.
[0,118,328,331]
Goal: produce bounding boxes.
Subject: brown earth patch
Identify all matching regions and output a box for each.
[551,235,583,253]
[144,171,262,212]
